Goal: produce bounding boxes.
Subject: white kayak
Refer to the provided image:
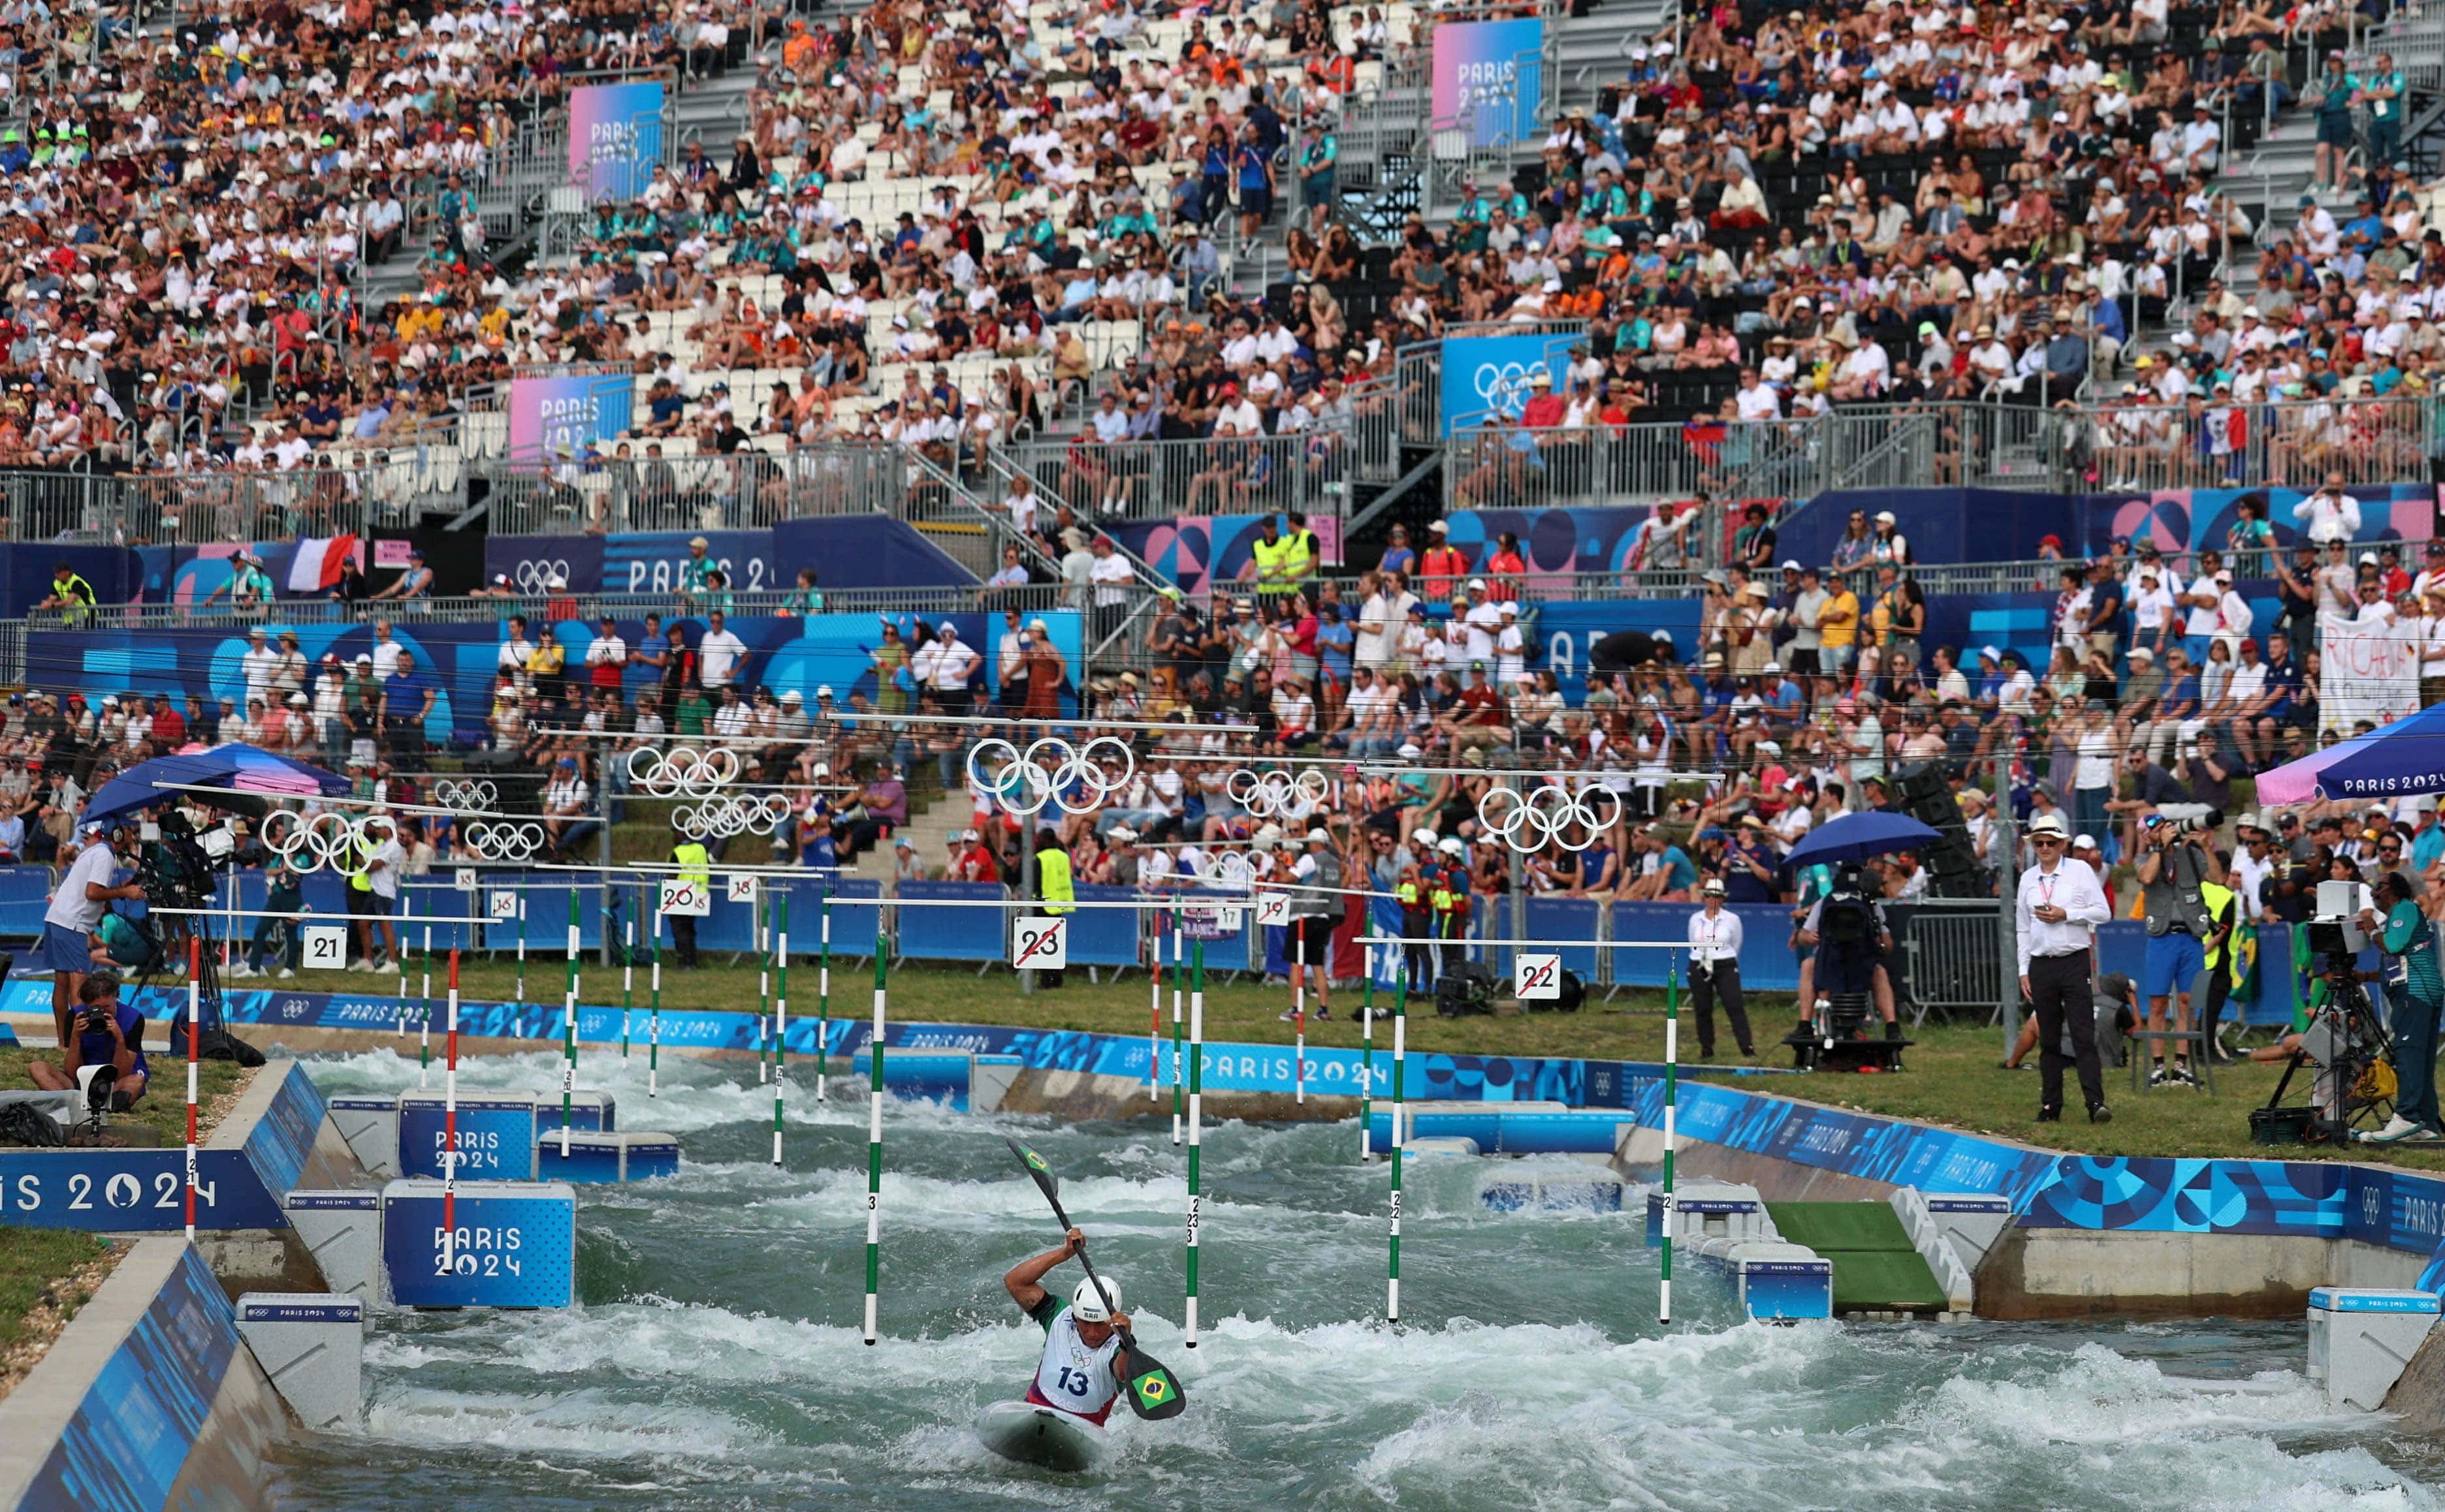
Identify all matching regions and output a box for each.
[975,1398,1111,1472]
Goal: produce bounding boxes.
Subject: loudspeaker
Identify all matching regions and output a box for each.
[1892,761,1985,899]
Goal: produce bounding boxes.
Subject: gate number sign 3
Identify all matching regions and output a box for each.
[1012,917,1068,971]
[1516,953,1561,1001]
[302,925,347,969]
[660,879,711,917]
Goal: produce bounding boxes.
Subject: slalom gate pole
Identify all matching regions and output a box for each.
[756,887,771,1086]
[515,893,527,1012]
[184,936,199,1241]
[1186,939,1205,1349]
[771,893,789,1167]
[1147,911,1163,1104]
[443,947,462,1271]
[1388,963,1407,1325]
[1170,911,1185,1146]
[1294,917,1306,1105]
[864,940,887,1345]
[620,887,635,1059]
[417,919,432,1090]
[815,887,831,1103]
[1360,962,1375,1163]
[559,889,579,1157]
[395,895,410,1032]
[1660,958,1681,1327]
[648,901,663,1098]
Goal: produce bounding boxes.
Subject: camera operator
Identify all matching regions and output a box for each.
[2136,812,2227,1088]
[2015,813,2115,1122]
[1791,861,1903,1041]
[2356,870,2444,1144]
[27,972,145,1109]
[1687,877,1754,1059]
[39,821,144,1051]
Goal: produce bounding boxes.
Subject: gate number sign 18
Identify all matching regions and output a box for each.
[726,875,759,905]
[1012,917,1068,971]
[1516,953,1561,1001]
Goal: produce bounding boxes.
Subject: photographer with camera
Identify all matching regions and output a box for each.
[2137,810,2228,1088]
[2015,813,2115,1122]
[2356,871,2444,1144]
[1687,877,1754,1059]
[39,822,144,1052]
[27,972,145,1110]
[1791,861,1903,1042]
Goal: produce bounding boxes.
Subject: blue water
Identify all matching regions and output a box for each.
[268,1048,2445,1511]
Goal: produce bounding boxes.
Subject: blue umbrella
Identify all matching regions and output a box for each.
[1782,810,1942,870]
[2254,700,2445,806]
[85,745,349,826]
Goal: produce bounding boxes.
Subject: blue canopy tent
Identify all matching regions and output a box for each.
[84,746,349,826]
[2254,702,2445,807]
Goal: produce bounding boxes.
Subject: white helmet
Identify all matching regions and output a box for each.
[1072,1276,1122,1323]
[1438,836,1467,857]
[1411,827,1438,849]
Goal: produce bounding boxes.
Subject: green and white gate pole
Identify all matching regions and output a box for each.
[1186,939,1205,1348]
[396,895,412,1024]
[814,885,832,1103]
[648,900,663,1098]
[620,885,636,1058]
[1147,910,1164,1103]
[515,892,528,1011]
[1170,909,1186,1146]
[1359,962,1375,1163]
[771,893,790,1167]
[1388,964,1408,1324]
[1659,957,1682,1326]
[558,889,580,1156]
[756,887,772,1086]
[863,938,887,1345]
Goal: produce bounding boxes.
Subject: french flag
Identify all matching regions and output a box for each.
[287,534,359,594]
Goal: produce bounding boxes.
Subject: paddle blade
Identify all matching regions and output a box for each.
[1006,1138,1071,1225]
[1119,1344,1188,1421]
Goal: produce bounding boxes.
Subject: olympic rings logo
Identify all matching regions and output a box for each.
[462,819,547,860]
[262,809,402,872]
[1475,783,1623,853]
[627,746,743,798]
[512,559,572,593]
[1226,766,1328,822]
[675,793,795,839]
[1209,851,1252,890]
[1471,360,1543,417]
[965,736,1136,817]
[430,779,500,811]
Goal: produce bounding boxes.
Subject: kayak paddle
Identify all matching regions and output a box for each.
[1007,1137,1188,1420]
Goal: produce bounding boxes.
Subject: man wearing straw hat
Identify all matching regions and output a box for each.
[2015,812,2114,1124]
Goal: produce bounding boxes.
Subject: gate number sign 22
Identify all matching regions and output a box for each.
[1516,953,1561,1000]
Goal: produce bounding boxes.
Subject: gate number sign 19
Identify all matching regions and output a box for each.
[659,879,710,917]
[1516,953,1561,1001]
[302,925,347,970]
[1012,917,1068,971]
[1256,893,1290,927]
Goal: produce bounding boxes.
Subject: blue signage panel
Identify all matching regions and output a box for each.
[398,1095,539,1181]
[381,1180,577,1308]
[0,1149,286,1231]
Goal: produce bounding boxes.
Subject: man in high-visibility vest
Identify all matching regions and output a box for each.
[669,821,710,968]
[1430,834,1471,977]
[1279,511,1322,585]
[1398,829,1436,990]
[39,560,93,627]
[1033,828,1072,989]
[1248,515,1292,593]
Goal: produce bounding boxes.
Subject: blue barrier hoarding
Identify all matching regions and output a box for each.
[1437,333,1574,436]
[381,1180,577,1308]
[398,1095,539,1181]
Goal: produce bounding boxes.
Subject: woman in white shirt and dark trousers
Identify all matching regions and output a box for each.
[2015,813,2116,1123]
[1687,877,1753,1058]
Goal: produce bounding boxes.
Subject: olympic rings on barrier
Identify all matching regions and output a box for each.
[260,809,405,872]
[1226,766,1329,822]
[674,793,795,840]
[462,819,547,860]
[1209,851,1253,890]
[430,778,499,811]
[1476,783,1624,854]
[626,746,743,799]
[964,735,1136,817]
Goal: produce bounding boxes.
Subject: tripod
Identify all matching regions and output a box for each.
[129,904,262,1066]
[2261,962,2397,1144]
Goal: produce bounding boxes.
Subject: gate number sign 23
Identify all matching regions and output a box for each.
[1515,953,1561,1001]
[1012,917,1068,971]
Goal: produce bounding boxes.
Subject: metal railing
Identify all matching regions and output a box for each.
[1001,433,1346,524]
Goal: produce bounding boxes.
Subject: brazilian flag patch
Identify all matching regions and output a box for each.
[1136,1376,1170,1407]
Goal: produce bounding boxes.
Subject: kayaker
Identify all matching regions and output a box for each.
[1002,1227,1134,1425]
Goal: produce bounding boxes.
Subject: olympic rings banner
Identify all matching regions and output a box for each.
[27,611,1085,744]
[482,530,780,597]
[1437,334,1576,437]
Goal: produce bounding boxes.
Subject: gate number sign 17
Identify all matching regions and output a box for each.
[1516,953,1561,1001]
[1012,917,1068,971]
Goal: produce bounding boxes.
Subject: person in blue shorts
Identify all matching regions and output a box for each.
[39,822,143,1054]
[29,971,147,1109]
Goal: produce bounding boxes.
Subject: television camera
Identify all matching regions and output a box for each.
[2254,880,2395,1144]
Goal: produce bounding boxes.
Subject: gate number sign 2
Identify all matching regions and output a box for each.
[1516,953,1561,1001]
[1012,917,1068,971]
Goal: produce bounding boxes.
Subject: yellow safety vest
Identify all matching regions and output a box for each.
[1038,847,1074,914]
[1396,875,1420,907]
[1251,535,1288,587]
[1280,529,1317,581]
[671,842,710,890]
[54,573,91,626]
[346,832,372,892]
[2201,879,2237,969]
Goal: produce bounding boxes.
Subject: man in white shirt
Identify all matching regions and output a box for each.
[697,610,748,691]
[2293,472,2363,543]
[370,620,406,682]
[240,627,280,708]
[1686,877,1752,1058]
[2015,812,2115,1121]
[916,622,981,702]
[40,823,142,1040]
